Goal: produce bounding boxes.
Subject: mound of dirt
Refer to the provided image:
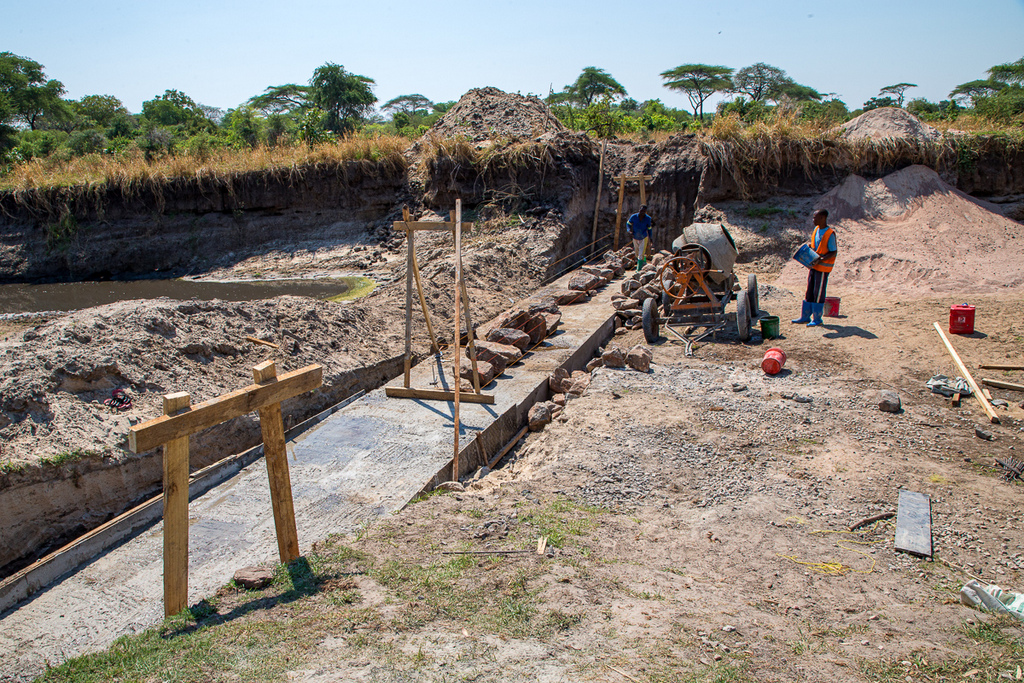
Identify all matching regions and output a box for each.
[836,107,941,143]
[427,87,566,142]
[778,165,1024,296]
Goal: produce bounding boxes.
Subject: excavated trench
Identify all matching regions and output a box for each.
[2,129,1022,581]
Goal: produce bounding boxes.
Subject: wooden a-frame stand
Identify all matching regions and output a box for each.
[613,174,654,253]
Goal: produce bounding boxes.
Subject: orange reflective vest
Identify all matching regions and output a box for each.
[811,226,836,273]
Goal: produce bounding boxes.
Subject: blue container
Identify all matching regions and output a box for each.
[793,243,816,268]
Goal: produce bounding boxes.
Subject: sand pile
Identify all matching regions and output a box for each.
[779,165,1024,296]
[836,107,941,143]
[427,87,566,142]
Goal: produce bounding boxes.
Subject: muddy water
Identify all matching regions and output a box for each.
[0,277,373,315]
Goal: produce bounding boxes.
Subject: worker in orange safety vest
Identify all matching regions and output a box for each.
[792,209,837,327]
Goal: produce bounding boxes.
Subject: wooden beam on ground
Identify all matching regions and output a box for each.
[253,362,300,564]
[245,336,279,349]
[933,322,999,424]
[894,490,932,558]
[979,364,1024,370]
[488,426,528,469]
[391,221,473,232]
[384,386,494,403]
[951,392,962,408]
[129,365,323,453]
[982,377,1024,392]
[162,392,190,617]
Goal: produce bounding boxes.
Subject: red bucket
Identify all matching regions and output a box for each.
[949,304,975,335]
[824,296,841,317]
[762,347,787,375]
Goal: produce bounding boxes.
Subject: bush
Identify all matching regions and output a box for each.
[67,129,107,156]
[974,86,1024,123]
[15,129,68,160]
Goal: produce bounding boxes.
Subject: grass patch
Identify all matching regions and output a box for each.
[518,496,604,548]
[38,448,102,469]
[325,276,375,302]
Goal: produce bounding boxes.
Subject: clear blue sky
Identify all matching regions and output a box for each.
[3,0,1023,115]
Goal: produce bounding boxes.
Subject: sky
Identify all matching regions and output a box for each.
[3,0,1024,116]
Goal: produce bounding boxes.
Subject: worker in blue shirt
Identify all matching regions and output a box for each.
[626,205,653,271]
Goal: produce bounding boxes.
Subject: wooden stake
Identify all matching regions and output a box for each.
[591,139,606,251]
[933,322,1000,424]
[405,206,439,353]
[453,199,462,482]
[460,278,482,394]
[614,176,625,251]
[162,391,190,617]
[639,178,651,256]
[983,377,1024,392]
[253,361,300,563]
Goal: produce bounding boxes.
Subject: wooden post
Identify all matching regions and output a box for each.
[460,278,482,394]
[253,361,300,563]
[405,206,440,353]
[404,212,414,388]
[639,178,652,257]
[591,140,606,252]
[162,391,190,617]
[453,199,462,481]
[614,176,625,251]
[933,322,1000,424]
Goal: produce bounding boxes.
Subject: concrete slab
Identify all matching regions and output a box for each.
[0,274,618,681]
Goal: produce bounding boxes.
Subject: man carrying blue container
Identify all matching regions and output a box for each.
[626,205,653,271]
[793,209,837,327]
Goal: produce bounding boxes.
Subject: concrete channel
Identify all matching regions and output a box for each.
[0,272,618,680]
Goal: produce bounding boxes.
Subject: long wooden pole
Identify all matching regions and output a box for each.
[405,206,440,353]
[591,140,606,253]
[639,178,651,257]
[453,199,462,481]
[404,212,414,388]
[253,361,300,563]
[460,278,482,394]
[162,391,190,617]
[933,322,1000,424]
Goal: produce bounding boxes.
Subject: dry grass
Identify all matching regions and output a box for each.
[0,135,413,194]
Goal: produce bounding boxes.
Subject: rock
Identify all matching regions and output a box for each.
[491,308,531,332]
[435,481,465,493]
[551,405,564,419]
[528,402,554,431]
[542,312,561,336]
[731,383,748,392]
[468,341,522,367]
[567,371,591,395]
[878,390,902,413]
[603,346,626,367]
[617,309,642,319]
[551,393,567,406]
[569,272,604,292]
[233,565,274,590]
[554,290,589,305]
[459,359,497,387]
[523,313,549,345]
[621,280,642,297]
[625,345,652,372]
[487,327,530,350]
[586,357,604,372]
[527,300,560,316]
[470,350,506,376]
[614,328,629,336]
[612,298,640,311]
[992,398,1010,408]
[976,427,995,441]
[549,368,571,393]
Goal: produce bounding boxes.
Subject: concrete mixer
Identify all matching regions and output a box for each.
[641,222,759,356]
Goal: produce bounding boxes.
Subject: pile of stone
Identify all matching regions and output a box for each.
[609,250,675,334]
[528,343,653,431]
[460,301,563,390]
[547,247,635,306]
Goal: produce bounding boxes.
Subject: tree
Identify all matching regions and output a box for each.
[247,84,310,115]
[308,63,376,134]
[988,57,1024,85]
[76,94,128,127]
[382,94,433,116]
[732,62,787,101]
[771,79,822,103]
[949,79,1006,106]
[878,83,917,107]
[862,96,897,111]
[0,52,66,130]
[660,64,733,120]
[563,67,627,107]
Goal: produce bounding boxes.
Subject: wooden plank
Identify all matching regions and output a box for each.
[129,365,323,453]
[385,386,495,403]
[591,139,605,249]
[894,490,932,557]
[391,221,473,232]
[933,322,1000,424]
[614,176,625,251]
[453,199,463,481]
[488,426,528,469]
[979,364,1024,370]
[162,392,190,617]
[951,392,962,407]
[982,377,1024,392]
[245,336,279,349]
[460,278,481,394]
[612,175,653,182]
[254,362,300,563]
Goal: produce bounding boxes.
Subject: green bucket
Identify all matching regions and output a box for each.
[760,315,780,339]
